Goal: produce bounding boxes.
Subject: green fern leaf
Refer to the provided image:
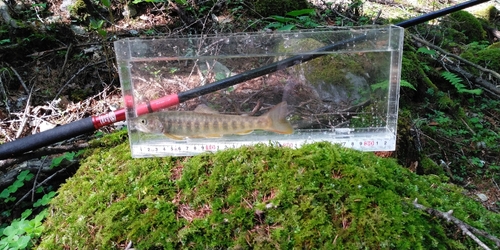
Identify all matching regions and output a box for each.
[441,71,463,85]
[400,80,416,91]
[371,80,416,91]
[417,47,437,56]
[441,71,482,95]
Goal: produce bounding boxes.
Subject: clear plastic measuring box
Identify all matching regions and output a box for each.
[114,26,404,158]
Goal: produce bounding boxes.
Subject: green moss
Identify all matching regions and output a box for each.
[38,141,500,249]
[420,156,446,177]
[447,11,486,43]
[469,5,499,21]
[276,38,367,98]
[396,109,419,165]
[401,52,420,85]
[68,0,88,20]
[487,6,500,21]
[462,47,500,74]
[88,128,128,149]
[488,42,500,49]
[437,92,455,110]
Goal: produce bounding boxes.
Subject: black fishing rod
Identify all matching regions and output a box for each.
[0,0,490,161]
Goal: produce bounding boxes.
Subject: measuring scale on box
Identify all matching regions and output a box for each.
[115,26,404,158]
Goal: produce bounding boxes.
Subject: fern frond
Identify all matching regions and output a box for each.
[371,80,388,91]
[417,47,437,56]
[400,80,416,91]
[441,71,463,85]
[371,80,416,91]
[440,71,482,95]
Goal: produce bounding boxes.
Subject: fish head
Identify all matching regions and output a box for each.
[134,115,163,134]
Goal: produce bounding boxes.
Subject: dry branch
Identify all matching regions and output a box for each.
[0,143,89,171]
[14,165,73,206]
[15,86,34,138]
[411,35,500,97]
[6,63,29,94]
[53,59,107,100]
[413,198,500,250]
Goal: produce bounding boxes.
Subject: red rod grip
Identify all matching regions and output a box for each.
[91,108,127,129]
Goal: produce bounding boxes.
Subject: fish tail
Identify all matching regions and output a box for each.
[262,102,294,134]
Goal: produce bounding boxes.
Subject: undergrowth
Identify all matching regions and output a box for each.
[38,140,499,249]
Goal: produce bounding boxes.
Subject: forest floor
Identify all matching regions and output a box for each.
[0,0,499,227]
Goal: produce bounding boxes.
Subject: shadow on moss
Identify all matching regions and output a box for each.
[38,137,499,249]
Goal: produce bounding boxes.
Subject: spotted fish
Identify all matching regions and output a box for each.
[134,102,293,140]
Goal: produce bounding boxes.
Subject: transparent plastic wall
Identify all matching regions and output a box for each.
[114,26,404,157]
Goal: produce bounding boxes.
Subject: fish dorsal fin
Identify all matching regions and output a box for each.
[194,104,219,114]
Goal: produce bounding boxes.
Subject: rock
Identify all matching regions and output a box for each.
[70,25,86,36]
[476,193,488,202]
[313,72,370,106]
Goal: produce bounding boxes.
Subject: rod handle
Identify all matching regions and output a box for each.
[0,117,96,160]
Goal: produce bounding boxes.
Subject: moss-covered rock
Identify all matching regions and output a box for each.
[462,47,500,74]
[488,42,500,49]
[38,136,499,249]
[447,10,486,43]
[420,156,446,176]
[469,5,499,22]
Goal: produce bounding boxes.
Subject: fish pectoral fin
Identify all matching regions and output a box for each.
[164,133,185,140]
[236,130,254,135]
[194,104,219,114]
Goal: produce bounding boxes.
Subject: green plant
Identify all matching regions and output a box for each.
[0,209,48,249]
[89,18,107,37]
[0,150,79,249]
[417,47,437,57]
[0,170,34,203]
[50,151,81,169]
[441,71,483,95]
[33,192,57,208]
[265,9,319,30]
[371,79,416,91]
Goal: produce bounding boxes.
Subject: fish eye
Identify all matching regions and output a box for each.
[140,119,147,125]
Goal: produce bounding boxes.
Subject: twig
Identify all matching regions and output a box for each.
[0,68,10,115]
[31,156,49,202]
[59,43,72,78]
[14,165,72,207]
[411,35,500,96]
[460,117,476,136]
[15,85,34,138]
[53,59,106,101]
[492,177,500,192]
[372,9,382,25]
[413,198,500,249]
[27,42,103,57]
[6,63,29,94]
[0,143,89,171]
[413,34,500,80]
